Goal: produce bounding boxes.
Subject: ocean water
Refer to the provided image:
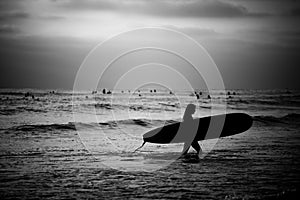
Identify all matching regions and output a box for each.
[0,89,299,199]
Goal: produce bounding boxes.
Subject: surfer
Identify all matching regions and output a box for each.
[181,104,202,156]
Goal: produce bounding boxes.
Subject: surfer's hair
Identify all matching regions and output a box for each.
[183,104,196,120]
[185,103,196,113]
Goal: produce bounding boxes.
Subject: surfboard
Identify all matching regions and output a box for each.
[142,113,252,144]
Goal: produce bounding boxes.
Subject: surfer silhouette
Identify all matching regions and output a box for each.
[181,104,202,156]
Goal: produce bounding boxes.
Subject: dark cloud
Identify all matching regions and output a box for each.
[56,0,259,18]
[201,37,300,89]
[163,25,219,37]
[236,28,300,48]
[40,15,65,20]
[0,24,21,34]
[0,36,94,89]
[0,10,65,22]
[0,10,28,37]
[286,7,300,16]
[0,0,22,10]
[0,11,30,21]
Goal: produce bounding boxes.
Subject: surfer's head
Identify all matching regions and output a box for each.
[185,104,196,115]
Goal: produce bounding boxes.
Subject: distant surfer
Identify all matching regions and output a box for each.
[181,104,202,156]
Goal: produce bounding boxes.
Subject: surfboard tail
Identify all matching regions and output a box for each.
[133,141,146,152]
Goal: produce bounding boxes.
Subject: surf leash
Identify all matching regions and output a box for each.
[133,141,146,152]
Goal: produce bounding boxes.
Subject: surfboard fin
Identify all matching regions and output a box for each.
[133,141,146,152]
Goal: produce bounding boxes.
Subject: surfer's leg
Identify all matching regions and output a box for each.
[191,141,202,154]
[181,142,190,155]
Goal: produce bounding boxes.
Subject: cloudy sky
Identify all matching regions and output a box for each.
[0,0,299,89]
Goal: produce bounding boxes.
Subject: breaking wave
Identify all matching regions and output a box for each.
[4,113,299,133]
[5,118,179,133]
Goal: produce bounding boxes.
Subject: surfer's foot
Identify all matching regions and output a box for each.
[197,149,203,155]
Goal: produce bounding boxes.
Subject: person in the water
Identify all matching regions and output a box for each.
[181,104,202,155]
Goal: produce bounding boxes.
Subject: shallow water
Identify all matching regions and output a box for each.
[0,89,299,199]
